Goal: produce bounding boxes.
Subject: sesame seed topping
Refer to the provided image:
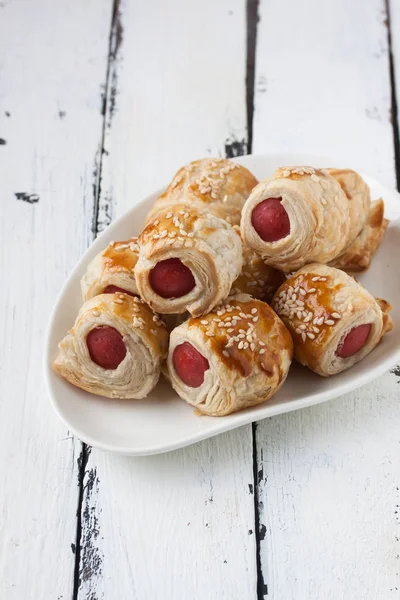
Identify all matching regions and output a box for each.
[299,288,306,296]
[308,288,317,294]
[92,310,100,317]
[223,350,230,358]
[325,319,335,326]
[307,332,315,339]
[331,312,341,319]
[238,341,244,349]
[165,212,173,219]
[251,308,257,314]
[114,299,123,304]
[301,333,307,342]
[312,277,320,282]
[201,320,208,325]
[259,349,265,355]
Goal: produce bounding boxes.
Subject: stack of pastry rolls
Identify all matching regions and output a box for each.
[54,158,393,414]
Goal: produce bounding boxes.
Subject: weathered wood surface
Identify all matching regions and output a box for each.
[76,2,257,599]
[1,0,400,598]
[253,0,400,597]
[0,1,112,598]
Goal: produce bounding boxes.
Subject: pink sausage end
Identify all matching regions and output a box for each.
[251,198,290,242]
[150,258,195,299]
[336,323,371,359]
[87,326,127,370]
[173,342,209,388]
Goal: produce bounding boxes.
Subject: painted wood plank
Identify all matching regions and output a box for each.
[0,1,113,598]
[389,0,400,189]
[253,0,400,597]
[77,1,257,599]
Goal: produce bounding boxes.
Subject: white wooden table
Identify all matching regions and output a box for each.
[1,1,400,598]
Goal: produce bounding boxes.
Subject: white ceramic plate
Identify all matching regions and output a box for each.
[44,153,400,455]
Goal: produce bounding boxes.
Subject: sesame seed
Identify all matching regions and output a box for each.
[312,277,320,282]
[222,350,229,358]
[320,277,327,282]
[313,327,320,334]
[250,343,255,351]
[165,212,173,219]
[299,288,306,296]
[227,328,234,333]
[317,317,324,325]
[251,308,257,314]
[325,319,335,326]
[308,288,317,294]
[301,333,307,342]
[238,341,244,349]
[114,299,123,304]
[201,320,208,325]
[258,341,265,346]
[296,311,302,319]
[243,342,249,350]
[253,317,259,323]
[259,349,265,355]
[238,333,245,339]
[331,312,341,319]
[299,324,306,331]
[92,310,100,317]
[307,332,315,339]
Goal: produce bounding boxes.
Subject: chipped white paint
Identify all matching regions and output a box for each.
[253,0,400,597]
[78,1,257,599]
[2,0,400,598]
[0,1,112,598]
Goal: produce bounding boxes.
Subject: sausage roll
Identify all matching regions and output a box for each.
[53,293,168,399]
[147,158,258,226]
[230,231,284,302]
[135,204,243,317]
[272,263,393,376]
[329,198,388,272]
[167,294,293,416]
[81,239,139,301]
[240,166,351,272]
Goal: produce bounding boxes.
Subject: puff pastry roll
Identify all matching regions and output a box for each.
[147,158,258,226]
[326,168,371,243]
[240,166,371,272]
[272,264,393,376]
[81,239,139,301]
[53,294,168,399]
[167,294,293,416]
[329,198,388,272]
[231,234,284,302]
[135,204,243,316]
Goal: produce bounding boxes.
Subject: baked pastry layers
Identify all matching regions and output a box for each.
[272,263,393,376]
[167,294,293,416]
[54,293,168,399]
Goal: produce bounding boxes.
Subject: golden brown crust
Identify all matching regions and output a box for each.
[53,294,168,399]
[272,263,392,376]
[147,158,258,226]
[81,239,140,300]
[167,294,293,416]
[329,199,389,272]
[135,204,243,316]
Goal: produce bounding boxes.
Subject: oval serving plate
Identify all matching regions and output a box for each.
[44,153,400,455]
